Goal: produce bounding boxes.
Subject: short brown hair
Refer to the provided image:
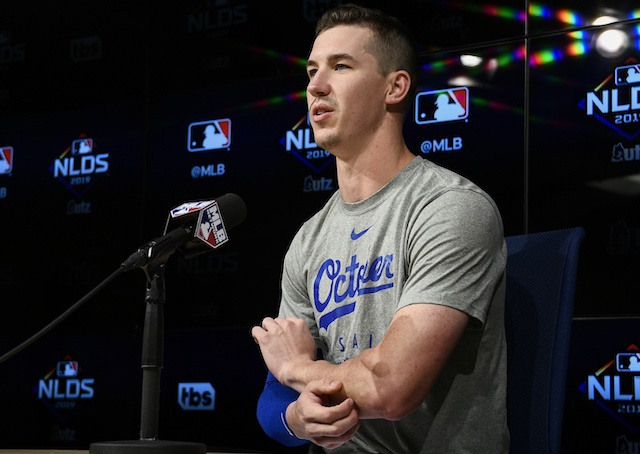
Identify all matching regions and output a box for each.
[314,4,419,99]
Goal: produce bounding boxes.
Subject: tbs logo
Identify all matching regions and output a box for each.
[415,87,469,125]
[178,382,215,411]
[70,36,102,62]
[188,119,231,152]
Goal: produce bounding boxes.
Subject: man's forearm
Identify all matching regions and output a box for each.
[282,350,391,419]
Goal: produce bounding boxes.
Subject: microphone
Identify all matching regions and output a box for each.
[122,193,247,272]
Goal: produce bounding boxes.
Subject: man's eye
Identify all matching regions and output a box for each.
[335,64,348,70]
[307,68,317,78]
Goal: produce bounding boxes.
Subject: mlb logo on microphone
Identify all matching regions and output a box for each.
[170,200,213,218]
[415,87,469,125]
[196,201,229,249]
[188,119,231,152]
[0,146,13,174]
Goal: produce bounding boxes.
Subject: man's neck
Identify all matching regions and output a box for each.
[336,146,415,203]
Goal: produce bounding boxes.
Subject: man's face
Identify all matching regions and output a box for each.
[306,25,388,155]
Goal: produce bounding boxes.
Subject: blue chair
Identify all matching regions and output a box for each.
[504,227,586,454]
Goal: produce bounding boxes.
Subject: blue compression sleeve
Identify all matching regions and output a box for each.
[256,371,308,447]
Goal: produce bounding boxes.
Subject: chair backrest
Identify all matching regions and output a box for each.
[504,227,586,454]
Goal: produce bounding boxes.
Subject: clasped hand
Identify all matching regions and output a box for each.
[251,316,317,387]
[252,316,360,448]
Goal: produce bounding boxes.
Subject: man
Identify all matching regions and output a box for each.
[251,4,509,453]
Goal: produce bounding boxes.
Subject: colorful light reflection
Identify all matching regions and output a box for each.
[241,43,307,67]
[432,0,525,21]
[529,40,590,66]
[246,4,639,75]
[530,4,582,26]
[237,91,306,111]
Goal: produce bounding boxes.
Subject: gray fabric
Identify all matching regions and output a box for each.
[279,156,509,453]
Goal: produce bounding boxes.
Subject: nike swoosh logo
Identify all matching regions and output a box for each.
[351,226,371,240]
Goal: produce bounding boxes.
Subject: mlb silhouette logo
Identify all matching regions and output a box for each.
[188,119,232,152]
[415,87,469,125]
[616,353,640,372]
[72,138,94,154]
[56,361,79,377]
[0,146,13,174]
[615,64,640,86]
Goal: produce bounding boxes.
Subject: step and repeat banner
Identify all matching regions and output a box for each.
[0,1,639,452]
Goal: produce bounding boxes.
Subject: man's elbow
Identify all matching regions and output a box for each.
[369,386,423,421]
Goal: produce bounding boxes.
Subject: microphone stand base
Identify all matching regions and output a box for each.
[90,439,207,454]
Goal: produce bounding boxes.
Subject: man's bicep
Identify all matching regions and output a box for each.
[367,302,469,418]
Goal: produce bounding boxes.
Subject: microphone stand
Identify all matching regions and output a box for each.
[90,227,206,454]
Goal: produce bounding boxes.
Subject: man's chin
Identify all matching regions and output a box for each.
[314,135,339,152]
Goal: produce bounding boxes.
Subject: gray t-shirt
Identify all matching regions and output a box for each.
[279,156,509,453]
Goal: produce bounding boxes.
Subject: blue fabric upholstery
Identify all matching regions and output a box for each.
[505,227,586,454]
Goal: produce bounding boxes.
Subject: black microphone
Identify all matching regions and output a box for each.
[122,193,247,271]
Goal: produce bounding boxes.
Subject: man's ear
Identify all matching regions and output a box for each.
[386,70,411,106]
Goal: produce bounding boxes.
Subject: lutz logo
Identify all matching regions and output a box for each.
[178,382,215,410]
[303,175,334,192]
[281,114,334,173]
[50,134,109,198]
[611,142,640,163]
[35,355,95,424]
[578,58,640,140]
[188,119,231,152]
[0,146,13,174]
[415,87,469,125]
[579,344,640,432]
[616,435,640,454]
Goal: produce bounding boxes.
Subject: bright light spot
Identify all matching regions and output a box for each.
[460,54,483,67]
